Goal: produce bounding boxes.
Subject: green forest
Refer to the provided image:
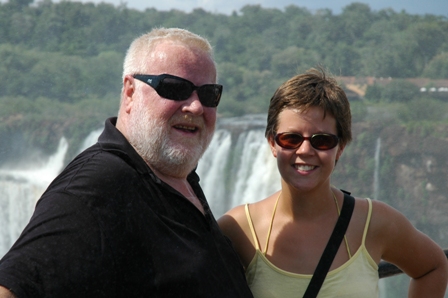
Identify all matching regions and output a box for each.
[1,0,448,161]
[2,3,448,295]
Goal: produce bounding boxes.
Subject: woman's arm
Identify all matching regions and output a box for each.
[405,230,448,297]
[371,201,448,297]
[0,286,16,298]
[218,205,256,268]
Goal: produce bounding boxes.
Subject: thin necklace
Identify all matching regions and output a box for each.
[265,192,281,254]
[332,190,352,258]
[266,191,352,258]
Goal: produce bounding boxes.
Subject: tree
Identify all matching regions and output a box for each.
[271,46,320,78]
[364,84,382,102]
[382,80,419,103]
[397,97,445,123]
[0,45,39,97]
[423,52,448,79]
[8,0,33,8]
[360,31,420,78]
[338,2,375,45]
[324,42,360,76]
[24,53,88,102]
[408,22,447,70]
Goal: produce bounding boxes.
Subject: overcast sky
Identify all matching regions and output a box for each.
[49,0,448,16]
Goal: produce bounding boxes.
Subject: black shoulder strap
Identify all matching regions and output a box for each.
[302,192,355,298]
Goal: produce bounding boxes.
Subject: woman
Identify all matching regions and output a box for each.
[218,67,448,297]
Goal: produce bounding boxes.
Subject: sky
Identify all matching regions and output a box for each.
[48,0,448,16]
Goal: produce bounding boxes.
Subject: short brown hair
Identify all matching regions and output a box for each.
[265,67,352,148]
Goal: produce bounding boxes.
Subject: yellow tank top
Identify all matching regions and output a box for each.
[245,198,379,298]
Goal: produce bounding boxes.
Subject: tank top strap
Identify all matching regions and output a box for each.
[245,204,260,251]
[362,198,373,244]
[245,192,281,255]
[264,192,281,254]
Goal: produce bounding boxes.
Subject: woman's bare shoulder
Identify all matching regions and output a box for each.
[218,193,280,267]
[0,286,16,298]
[219,195,274,232]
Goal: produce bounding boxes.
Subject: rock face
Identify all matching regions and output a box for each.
[333,122,448,248]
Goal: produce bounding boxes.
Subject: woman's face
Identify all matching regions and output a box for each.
[268,106,344,193]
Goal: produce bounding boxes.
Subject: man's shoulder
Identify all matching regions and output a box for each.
[45,145,143,201]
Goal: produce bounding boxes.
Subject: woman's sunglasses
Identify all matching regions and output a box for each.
[274,132,339,150]
[133,74,222,108]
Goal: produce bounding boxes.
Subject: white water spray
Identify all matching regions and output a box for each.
[0,129,103,256]
[373,137,387,298]
[0,138,68,256]
[197,115,280,217]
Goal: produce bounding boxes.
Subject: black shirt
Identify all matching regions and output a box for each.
[0,118,253,298]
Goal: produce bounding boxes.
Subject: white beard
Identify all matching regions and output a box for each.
[127,99,213,178]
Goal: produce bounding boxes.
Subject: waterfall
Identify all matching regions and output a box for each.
[0,116,280,255]
[197,119,281,217]
[0,138,68,256]
[373,137,381,201]
[373,137,387,298]
[0,130,105,256]
[77,129,103,154]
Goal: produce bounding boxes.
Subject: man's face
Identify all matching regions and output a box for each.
[125,41,217,178]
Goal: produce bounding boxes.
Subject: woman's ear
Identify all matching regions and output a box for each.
[268,136,278,158]
[336,144,345,161]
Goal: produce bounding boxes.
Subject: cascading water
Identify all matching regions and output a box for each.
[373,137,381,201]
[373,137,387,298]
[0,130,104,256]
[197,114,281,217]
[0,115,279,255]
[0,138,69,256]
[77,128,103,154]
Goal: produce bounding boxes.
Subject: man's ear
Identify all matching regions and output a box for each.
[122,75,136,113]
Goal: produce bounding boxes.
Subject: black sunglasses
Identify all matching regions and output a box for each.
[274,132,339,150]
[132,74,222,108]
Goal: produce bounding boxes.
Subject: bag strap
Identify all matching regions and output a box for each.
[302,192,355,298]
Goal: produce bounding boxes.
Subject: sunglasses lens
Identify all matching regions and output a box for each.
[157,78,192,101]
[158,78,221,107]
[276,133,304,149]
[311,134,339,150]
[275,133,339,150]
[135,74,222,108]
[197,85,222,107]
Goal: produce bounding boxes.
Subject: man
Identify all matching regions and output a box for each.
[0,28,253,298]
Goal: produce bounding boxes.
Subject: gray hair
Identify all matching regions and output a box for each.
[122,27,214,79]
